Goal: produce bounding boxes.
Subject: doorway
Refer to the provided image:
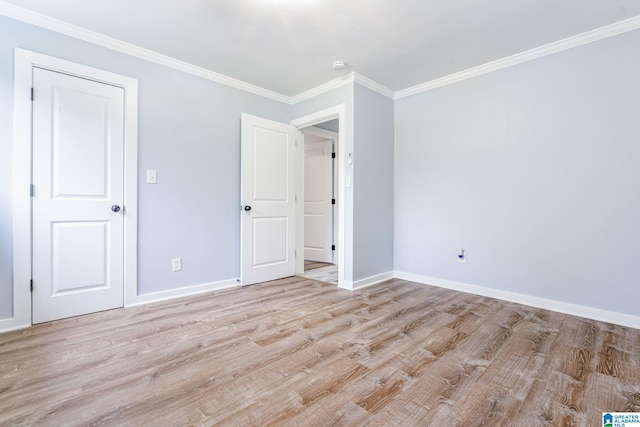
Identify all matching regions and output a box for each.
[292,105,347,288]
[240,105,347,288]
[299,122,339,285]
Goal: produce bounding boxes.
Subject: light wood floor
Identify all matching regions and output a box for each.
[1,277,639,426]
[301,262,338,285]
[304,260,333,271]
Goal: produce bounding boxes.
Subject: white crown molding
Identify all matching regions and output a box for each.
[0,1,290,103]
[290,73,355,104]
[353,73,395,99]
[290,72,395,104]
[395,14,640,100]
[394,271,640,330]
[3,2,640,109]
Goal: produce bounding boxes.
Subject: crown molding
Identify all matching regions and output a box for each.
[395,14,640,100]
[289,73,355,104]
[290,72,394,105]
[3,1,640,105]
[0,1,291,103]
[353,73,395,99]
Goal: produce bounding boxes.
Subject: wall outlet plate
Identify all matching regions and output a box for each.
[172,258,182,272]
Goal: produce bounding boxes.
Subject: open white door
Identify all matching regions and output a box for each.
[241,114,300,285]
[304,139,334,263]
[32,67,125,324]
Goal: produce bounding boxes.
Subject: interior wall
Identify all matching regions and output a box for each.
[353,84,394,280]
[0,17,13,317]
[0,14,290,319]
[394,28,640,316]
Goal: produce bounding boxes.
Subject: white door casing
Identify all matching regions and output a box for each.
[241,114,299,286]
[8,49,138,331]
[31,67,125,324]
[292,105,347,288]
[304,139,334,263]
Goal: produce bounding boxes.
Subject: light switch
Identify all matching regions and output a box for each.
[345,176,351,187]
[146,170,157,184]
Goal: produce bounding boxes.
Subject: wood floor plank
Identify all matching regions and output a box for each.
[1,278,639,426]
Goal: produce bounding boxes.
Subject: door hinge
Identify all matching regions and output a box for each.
[332,152,336,158]
[331,245,336,251]
[30,88,34,101]
[30,279,33,292]
[30,184,34,197]
[331,199,336,205]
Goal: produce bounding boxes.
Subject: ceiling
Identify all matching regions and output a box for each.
[4,0,640,96]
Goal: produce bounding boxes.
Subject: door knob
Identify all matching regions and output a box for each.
[244,205,252,212]
[111,205,121,212]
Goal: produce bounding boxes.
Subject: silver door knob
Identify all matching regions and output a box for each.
[111,205,121,212]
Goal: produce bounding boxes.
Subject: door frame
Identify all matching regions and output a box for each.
[292,105,346,288]
[7,48,138,330]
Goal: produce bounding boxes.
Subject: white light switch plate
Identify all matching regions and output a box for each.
[146,170,157,184]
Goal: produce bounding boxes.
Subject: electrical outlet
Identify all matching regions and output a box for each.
[458,249,466,264]
[172,258,182,272]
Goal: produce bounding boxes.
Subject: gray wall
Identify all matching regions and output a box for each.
[394,29,640,316]
[353,84,394,280]
[0,16,14,317]
[0,15,289,319]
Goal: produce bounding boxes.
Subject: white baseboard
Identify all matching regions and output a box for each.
[394,271,640,330]
[0,278,239,334]
[5,272,637,333]
[339,271,394,291]
[125,279,239,307]
[0,317,31,334]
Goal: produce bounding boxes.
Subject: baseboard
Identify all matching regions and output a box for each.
[1,278,239,334]
[125,278,239,307]
[339,271,394,291]
[338,280,353,290]
[0,317,31,334]
[394,271,640,330]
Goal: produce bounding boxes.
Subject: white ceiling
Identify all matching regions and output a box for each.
[4,0,640,96]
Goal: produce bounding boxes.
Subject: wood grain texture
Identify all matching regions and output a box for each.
[300,263,338,285]
[304,261,333,271]
[1,277,639,426]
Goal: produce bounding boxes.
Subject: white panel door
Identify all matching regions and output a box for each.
[32,67,125,324]
[241,114,298,285]
[304,140,334,263]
